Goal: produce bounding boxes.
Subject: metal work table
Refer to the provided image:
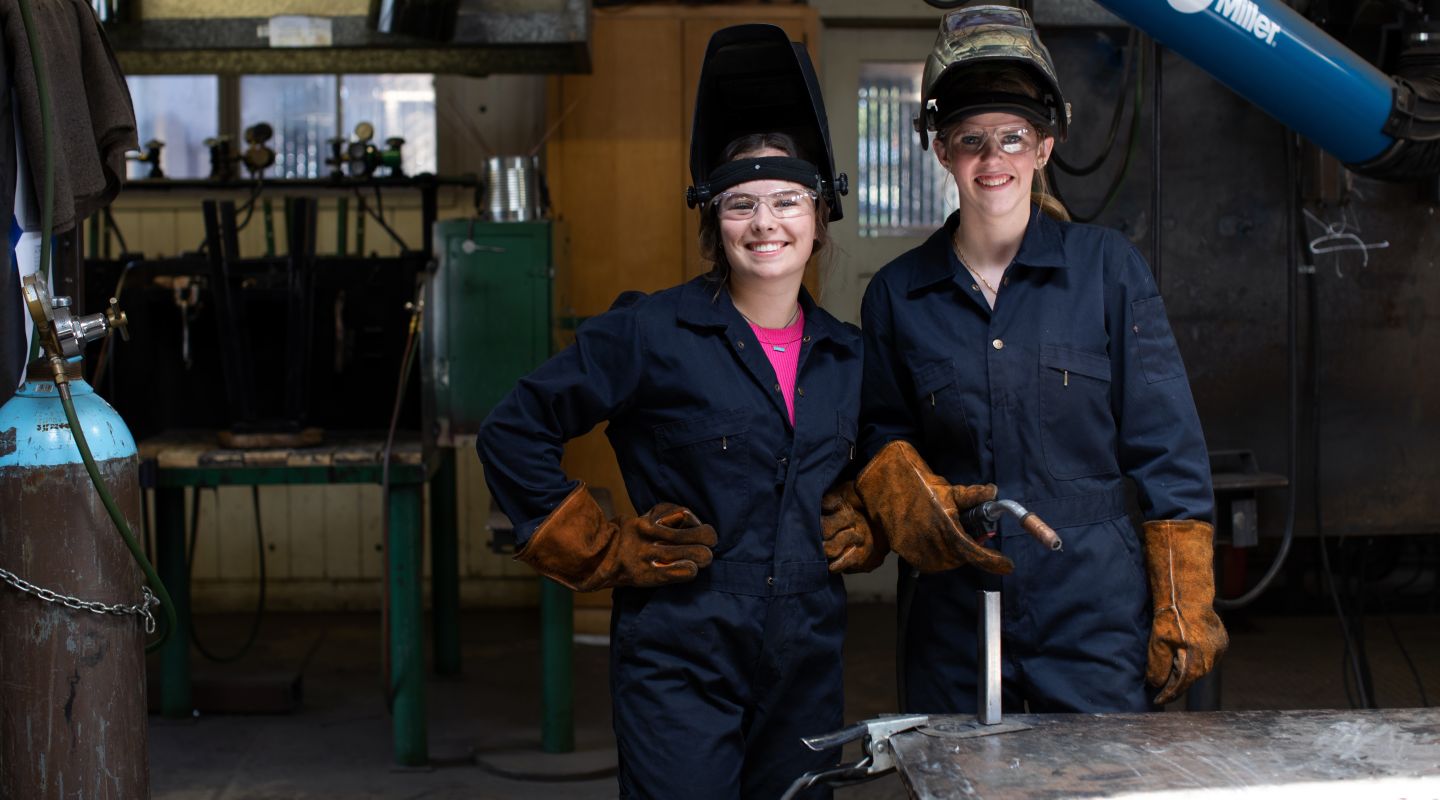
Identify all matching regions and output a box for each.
[890,709,1440,799]
[138,431,459,766]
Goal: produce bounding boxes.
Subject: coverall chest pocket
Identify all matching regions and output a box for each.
[1038,345,1118,480]
[652,407,752,534]
[913,360,977,453]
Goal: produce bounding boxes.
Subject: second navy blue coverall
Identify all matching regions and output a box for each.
[479,276,862,799]
[861,206,1213,714]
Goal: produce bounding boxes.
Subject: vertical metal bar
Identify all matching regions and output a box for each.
[388,483,427,766]
[422,181,437,256]
[157,485,192,719]
[263,198,276,258]
[977,590,1001,725]
[430,448,460,675]
[87,213,99,259]
[356,195,367,256]
[541,578,574,753]
[336,197,348,255]
[202,200,258,426]
[283,198,316,429]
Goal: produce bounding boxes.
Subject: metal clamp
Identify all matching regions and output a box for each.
[779,713,931,799]
[0,565,158,634]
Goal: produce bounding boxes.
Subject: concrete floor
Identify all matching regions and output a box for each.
[147,604,1440,799]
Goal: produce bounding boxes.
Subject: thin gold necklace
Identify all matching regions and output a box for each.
[953,237,999,295]
[738,304,800,330]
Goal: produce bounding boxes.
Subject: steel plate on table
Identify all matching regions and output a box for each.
[889,709,1440,799]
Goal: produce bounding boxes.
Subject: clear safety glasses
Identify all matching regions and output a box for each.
[711,189,818,221]
[945,124,1039,155]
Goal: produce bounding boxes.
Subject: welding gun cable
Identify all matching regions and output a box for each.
[57,382,177,651]
[380,288,424,710]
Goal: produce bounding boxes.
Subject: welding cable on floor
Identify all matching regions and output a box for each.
[15,0,176,652]
[185,485,267,663]
[1215,128,1303,611]
[380,285,425,710]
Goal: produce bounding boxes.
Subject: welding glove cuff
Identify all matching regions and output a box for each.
[515,483,718,592]
[1142,519,1229,705]
[852,440,1013,575]
[820,481,890,573]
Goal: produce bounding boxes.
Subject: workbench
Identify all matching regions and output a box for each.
[138,431,459,766]
[889,708,1440,798]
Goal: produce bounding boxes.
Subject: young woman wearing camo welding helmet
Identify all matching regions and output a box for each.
[823,2,1227,714]
[479,24,877,799]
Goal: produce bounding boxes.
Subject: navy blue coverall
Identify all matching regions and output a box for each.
[479,276,862,799]
[860,205,1213,714]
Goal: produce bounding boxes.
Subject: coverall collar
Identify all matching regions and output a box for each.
[906,204,1069,294]
[676,276,857,349]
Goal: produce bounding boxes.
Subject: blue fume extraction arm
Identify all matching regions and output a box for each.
[1095,0,1440,180]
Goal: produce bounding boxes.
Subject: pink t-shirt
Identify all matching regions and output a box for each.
[749,307,805,425]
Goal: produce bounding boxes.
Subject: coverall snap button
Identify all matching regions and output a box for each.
[803,335,811,342]
[796,387,805,397]
[992,338,1004,350]
[774,383,782,392]
[737,340,746,349]
[766,576,775,586]
[1133,324,1140,334]
[971,283,980,292]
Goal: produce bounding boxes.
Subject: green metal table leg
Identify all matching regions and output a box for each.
[430,448,461,676]
[388,484,427,766]
[156,486,191,718]
[541,578,574,753]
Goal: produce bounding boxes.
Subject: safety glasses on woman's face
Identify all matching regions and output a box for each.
[946,125,1038,155]
[711,190,818,220]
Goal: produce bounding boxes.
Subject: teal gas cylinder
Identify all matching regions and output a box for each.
[0,358,149,798]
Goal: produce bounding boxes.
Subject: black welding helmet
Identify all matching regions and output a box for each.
[915,3,1070,150]
[686,24,848,221]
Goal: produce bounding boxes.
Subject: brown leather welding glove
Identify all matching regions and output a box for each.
[515,483,718,592]
[820,481,890,574]
[1143,519,1229,705]
[852,440,1013,575]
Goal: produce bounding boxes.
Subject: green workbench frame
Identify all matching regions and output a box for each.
[143,435,459,767]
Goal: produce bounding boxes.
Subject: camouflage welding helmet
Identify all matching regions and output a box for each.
[915,4,1070,150]
[686,24,848,221]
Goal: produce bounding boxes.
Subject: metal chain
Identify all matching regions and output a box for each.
[0,565,157,635]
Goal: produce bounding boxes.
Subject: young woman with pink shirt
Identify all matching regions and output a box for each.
[478,25,878,799]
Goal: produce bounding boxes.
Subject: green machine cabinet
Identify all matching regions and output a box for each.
[424,220,554,446]
[421,219,574,752]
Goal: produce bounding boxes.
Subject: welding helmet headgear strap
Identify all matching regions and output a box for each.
[686,156,826,209]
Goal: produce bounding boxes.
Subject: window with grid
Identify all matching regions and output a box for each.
[857,62,956,237]
[125,74,437,180]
